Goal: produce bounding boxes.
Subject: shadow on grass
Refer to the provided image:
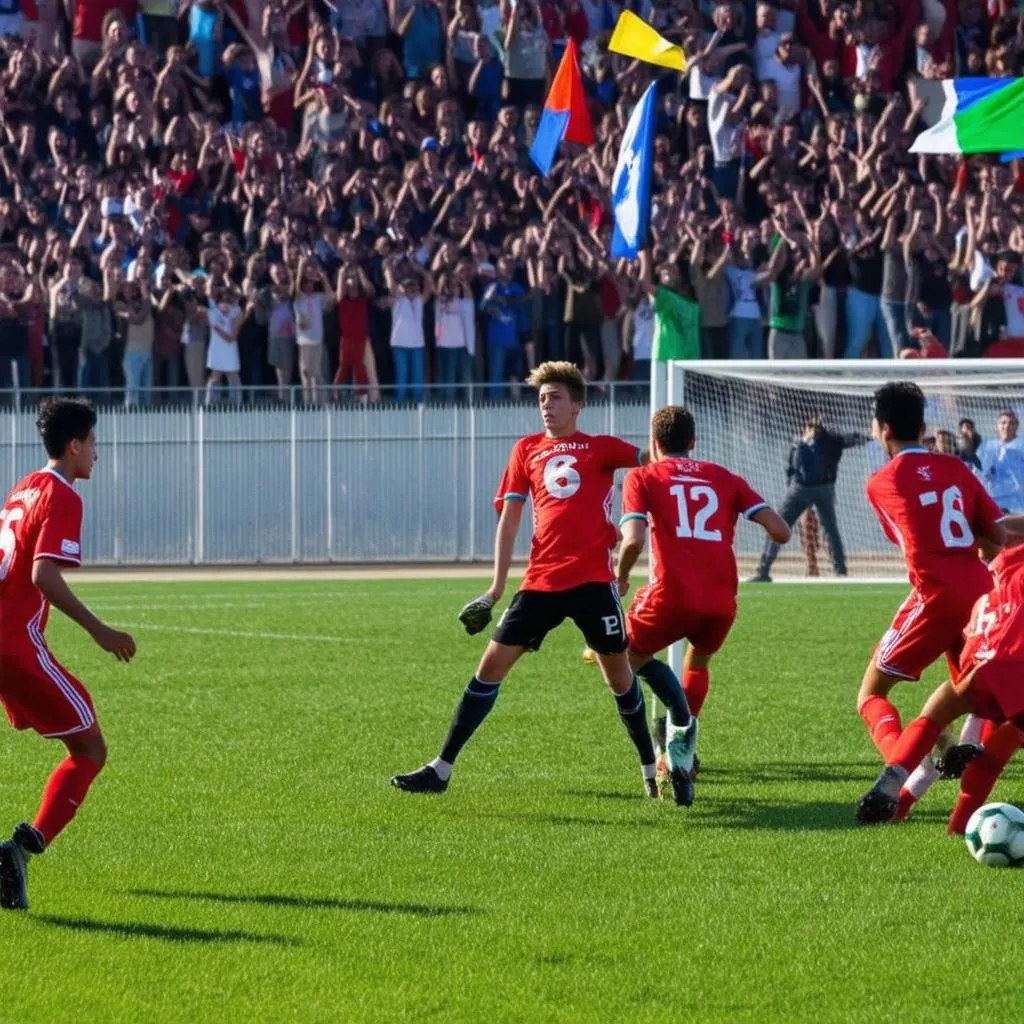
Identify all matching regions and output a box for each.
[127,889,479,917]
[564,789,646,803]
[694,761,878,785]
[698,799,860,832]
[465,810,669,830]
[33,914,297,945]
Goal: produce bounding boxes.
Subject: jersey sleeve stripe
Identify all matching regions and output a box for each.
[502,492,528,502]
[742,502,770,520]
[619,512,647,525]
[636,449,643,466]
[33,552,82,566]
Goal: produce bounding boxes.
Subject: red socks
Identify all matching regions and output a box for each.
[683,669,710,717]
[948,723,1024,835]
[33,755,104,847]
[859,696,903,761]
[889,716,944,773]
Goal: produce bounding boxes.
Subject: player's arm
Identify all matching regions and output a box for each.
[602,436,647,470]
[750,507,791,543]
[615,516,646,596]
[31,559,136,661]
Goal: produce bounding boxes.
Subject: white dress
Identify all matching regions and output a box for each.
[206,301,241,373]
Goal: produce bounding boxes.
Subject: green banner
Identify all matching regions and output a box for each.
[652,287,701,361]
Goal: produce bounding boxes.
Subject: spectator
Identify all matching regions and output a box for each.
[385,256,432,404]
[750,416,870,583]
[206,283,242,406]
[434,270,473,402]
[482,255,527,400]
[115,272,155,408]
[78,275,115,400]
[502,0,549,108]
[266,264,297,404]
[294,257,333,406]
[979,410,1024,514]
[958,417,983,472]
[335,263,375,400]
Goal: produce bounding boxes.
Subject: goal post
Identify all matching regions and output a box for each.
[647,358,1024,701]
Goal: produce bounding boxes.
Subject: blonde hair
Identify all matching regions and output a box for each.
[527,361,587,404]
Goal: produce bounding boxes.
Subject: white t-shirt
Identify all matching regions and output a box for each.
[458,296,476,357]
[1003,284,1024,336]
[708,88,743,163]
[724,266,761,319]
[632,298,654,360]
[293,293,325,346]
[391,295,425,349]
[764,57,802,117]
[436,298,466,350]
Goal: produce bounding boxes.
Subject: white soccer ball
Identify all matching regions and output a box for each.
[964,803,1024,867]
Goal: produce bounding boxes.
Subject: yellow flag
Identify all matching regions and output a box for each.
[608,11,687,73]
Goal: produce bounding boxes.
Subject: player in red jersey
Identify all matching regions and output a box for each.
[856,382,1005,768]
[391,362,660,796]
[857,536,1024,825]
[615,406,791,804]
[0,398,136,911]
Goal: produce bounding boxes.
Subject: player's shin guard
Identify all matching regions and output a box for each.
[859,695,903,760]
[615,678,656,768]
[682,668,709,717]
[32,755,104,847]
[438,677,501,767]
[948,723,1024,835]
[637,660,691,729]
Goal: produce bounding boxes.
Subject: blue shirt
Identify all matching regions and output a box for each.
[470,59,503,124]
[228,66,262,125]
[484,281,526,348]
[189,4,221,79]
[403,2,443,79]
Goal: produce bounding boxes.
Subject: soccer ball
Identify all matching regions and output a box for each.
[964,803,1024,867]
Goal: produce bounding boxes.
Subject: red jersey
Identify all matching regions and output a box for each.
[622,457,767,607]
[495,432,640,592]
[866,448,1002,597]
[0,469,83,652]
[961,545,1024,668]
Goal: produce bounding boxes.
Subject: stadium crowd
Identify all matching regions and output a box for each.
[0,0,1022,407]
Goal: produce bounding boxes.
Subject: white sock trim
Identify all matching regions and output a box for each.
[959,714,983,748]
[428,757,452,781]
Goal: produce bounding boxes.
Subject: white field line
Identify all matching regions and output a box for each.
[122,623,351,643]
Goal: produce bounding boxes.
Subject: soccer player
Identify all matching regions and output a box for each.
[391,362,660,796]
[857,538,1024,826]
[615,406,791,804]
[856,382,1006,766]
[0,398,136,911]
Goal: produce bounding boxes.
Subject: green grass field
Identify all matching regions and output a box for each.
[1,578,1022,1023]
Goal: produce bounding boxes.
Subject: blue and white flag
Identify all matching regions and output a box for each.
[611,82,657,260]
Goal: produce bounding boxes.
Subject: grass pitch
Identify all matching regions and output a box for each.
[1,578,1022,1023]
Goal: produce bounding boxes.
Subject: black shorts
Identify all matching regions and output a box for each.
[492,583,628,655]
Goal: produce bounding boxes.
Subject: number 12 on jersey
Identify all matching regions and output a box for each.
[670,484,722,542]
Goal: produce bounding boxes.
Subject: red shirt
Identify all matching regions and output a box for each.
[961,545,1024,667]
[74,0,137,41]
[622,457,766,608]
[338,297,369,343]
[0,469,83,652]
[866,447,1002,598]
[495,432,640,592]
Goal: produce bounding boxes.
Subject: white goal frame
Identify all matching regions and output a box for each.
[648,358,1024,680]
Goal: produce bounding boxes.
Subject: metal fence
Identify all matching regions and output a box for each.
[4,385,651,565]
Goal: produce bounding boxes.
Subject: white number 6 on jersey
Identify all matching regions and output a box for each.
[544,455,581,499]
[919,485,973,548]
[0,507,24,582]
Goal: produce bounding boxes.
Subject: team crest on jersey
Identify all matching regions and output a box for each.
[916,465,932,481]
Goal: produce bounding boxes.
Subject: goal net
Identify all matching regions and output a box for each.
[649,359,1024,584]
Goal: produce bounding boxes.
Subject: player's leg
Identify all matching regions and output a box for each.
[630,651,696,805]
[573,584,658,797]
[391,590,554,793]
[856,681,973,824]
[0,656,103,912]
[948,721,1024,834]
[682,645,712,718]
[857,591,935,760]
[391,640,525,793]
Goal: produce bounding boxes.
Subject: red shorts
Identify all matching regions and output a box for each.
[627,585,735,657]
[0,643,97,738]
[874,589,972,682]
[964,660,1024,723]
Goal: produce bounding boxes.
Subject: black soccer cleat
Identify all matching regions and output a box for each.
[935,743,983,780]
[0,842,30,911]
[669,768,695,808]
[856,788,898,825]
[391,765,449,794]
[458,596,494,636]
